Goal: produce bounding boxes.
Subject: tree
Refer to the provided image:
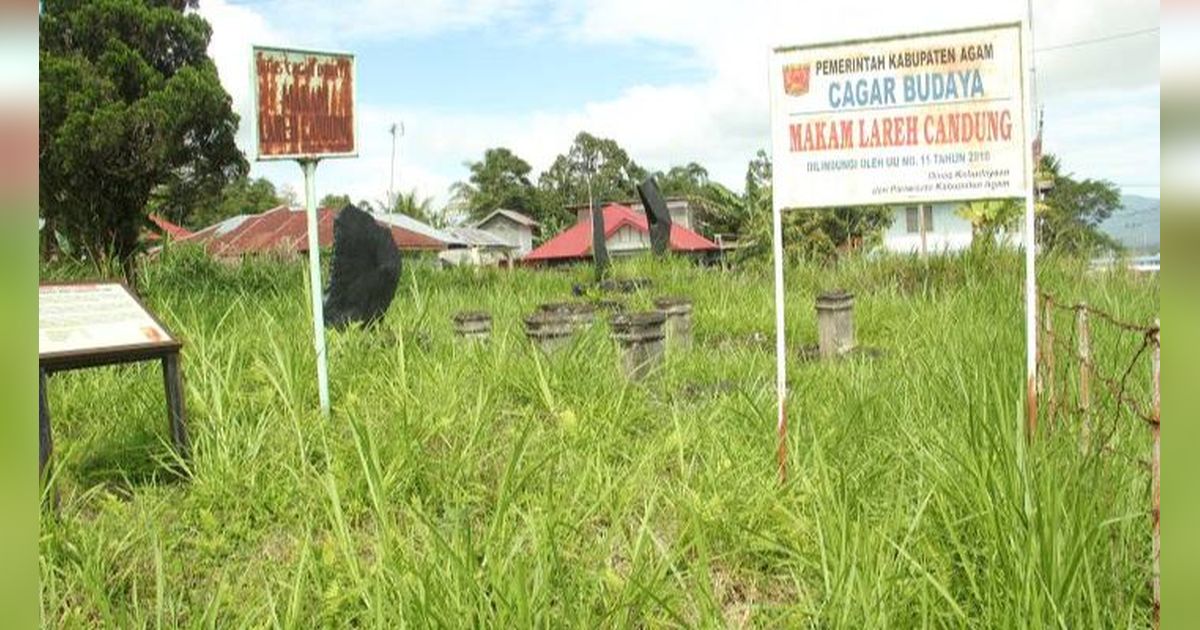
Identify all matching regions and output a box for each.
[450,147,540,223]
[744,149,772,208]
[381,189,446,228]
[183,175,281,228]
[653,162,746,238]
[538,132,647,224]
[737,150,891,263]
[785,207,893,263]
[319,193,353,209]
[1036,154,1121,256]
[147,174,282,229]
[956,198,1022,247]
[40,0,245,279]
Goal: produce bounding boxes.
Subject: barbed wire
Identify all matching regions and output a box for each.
[1038,292,1159,431]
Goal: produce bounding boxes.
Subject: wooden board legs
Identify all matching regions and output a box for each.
[162,352,190,462]
[39,369,52,485]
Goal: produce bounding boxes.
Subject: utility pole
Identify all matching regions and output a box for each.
[388,121,404,213]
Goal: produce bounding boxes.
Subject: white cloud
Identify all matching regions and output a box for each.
[229,0,539,44]
[200,0,1160,214]
[198,0,288,155]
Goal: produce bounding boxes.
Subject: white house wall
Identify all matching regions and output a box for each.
[606,224,650,255]
[478,216,534,256]
[882,203,975,254]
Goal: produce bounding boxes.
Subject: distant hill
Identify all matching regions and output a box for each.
[1099,195,1159,254]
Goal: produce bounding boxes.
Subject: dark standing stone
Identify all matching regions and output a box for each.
[323,204,402,329]
[637,176,672,256]
[591,199,609,279]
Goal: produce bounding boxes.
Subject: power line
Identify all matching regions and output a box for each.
[1035,27,1159,53]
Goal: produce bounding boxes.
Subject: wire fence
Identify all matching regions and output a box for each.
[1036,291,1160,625]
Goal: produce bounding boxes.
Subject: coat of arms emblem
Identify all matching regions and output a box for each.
[782,63,811,96]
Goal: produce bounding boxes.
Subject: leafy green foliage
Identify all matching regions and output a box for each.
[1037,154,1122,256]
[653,162,746,238]
[450,147,542,223]
[381,189,446,228]
[956,198,1022,248]
[160,176,280,230]
[39,0,245,278]
[319,193,353,210]
[737,150,891,264]
[537,132,647,231]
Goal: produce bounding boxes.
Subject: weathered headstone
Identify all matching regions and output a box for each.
[538,302,597,332]
[654,296,694,349]
[610,311,667,380]
[323,204,401,329]
[815,290,856,358]
[524,311,575,355]
[591,199,609,279]
[637,176,672,256]
[452,311,492,342]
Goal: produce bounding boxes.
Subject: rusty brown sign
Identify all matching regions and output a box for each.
[252,46,356,160]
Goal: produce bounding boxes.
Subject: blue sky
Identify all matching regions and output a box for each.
[350,32,705,115]
[199,0,1160,211]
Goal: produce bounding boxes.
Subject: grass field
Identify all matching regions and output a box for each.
[39,247,1159,627]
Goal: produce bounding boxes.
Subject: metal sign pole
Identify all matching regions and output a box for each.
[1022,15,1038,439]
[301,158,331,416]
[771,190,788,483]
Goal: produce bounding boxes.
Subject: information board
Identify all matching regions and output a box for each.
[769,23,1027,209]
[39,283,179,368]
[38,282,191,486]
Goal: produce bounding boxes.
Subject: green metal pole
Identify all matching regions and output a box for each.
[302,158,331,416]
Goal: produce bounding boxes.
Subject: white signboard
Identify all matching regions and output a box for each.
[769,23,1027,209]
[39,283,174,357]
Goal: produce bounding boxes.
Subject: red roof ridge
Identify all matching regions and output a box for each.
[147,213,194,240]
[524,203,717,262]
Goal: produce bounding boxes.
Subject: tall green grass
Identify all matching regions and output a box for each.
[39,247,1158,627]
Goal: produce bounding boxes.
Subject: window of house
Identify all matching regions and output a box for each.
[905,206,934,233]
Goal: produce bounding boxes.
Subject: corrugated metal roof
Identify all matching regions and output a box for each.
[179,205,446,256]
[445,226,514,248]
[371,211,464,247]
[476,209,539,228]
[523,203,718,263]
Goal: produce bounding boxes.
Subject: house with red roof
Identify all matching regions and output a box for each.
[523,203,719,265]
[177,205,452,259]
[145,214,194,242]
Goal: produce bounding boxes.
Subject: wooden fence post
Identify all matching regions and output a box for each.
[1078,304,1091,453]
[1151,319,1160,628]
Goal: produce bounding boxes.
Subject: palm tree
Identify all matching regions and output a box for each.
[380,189,446,227]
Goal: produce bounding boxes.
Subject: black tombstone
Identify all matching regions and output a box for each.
[591,199,609,279]
[323,204,402,329]
[636,176,672,256]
